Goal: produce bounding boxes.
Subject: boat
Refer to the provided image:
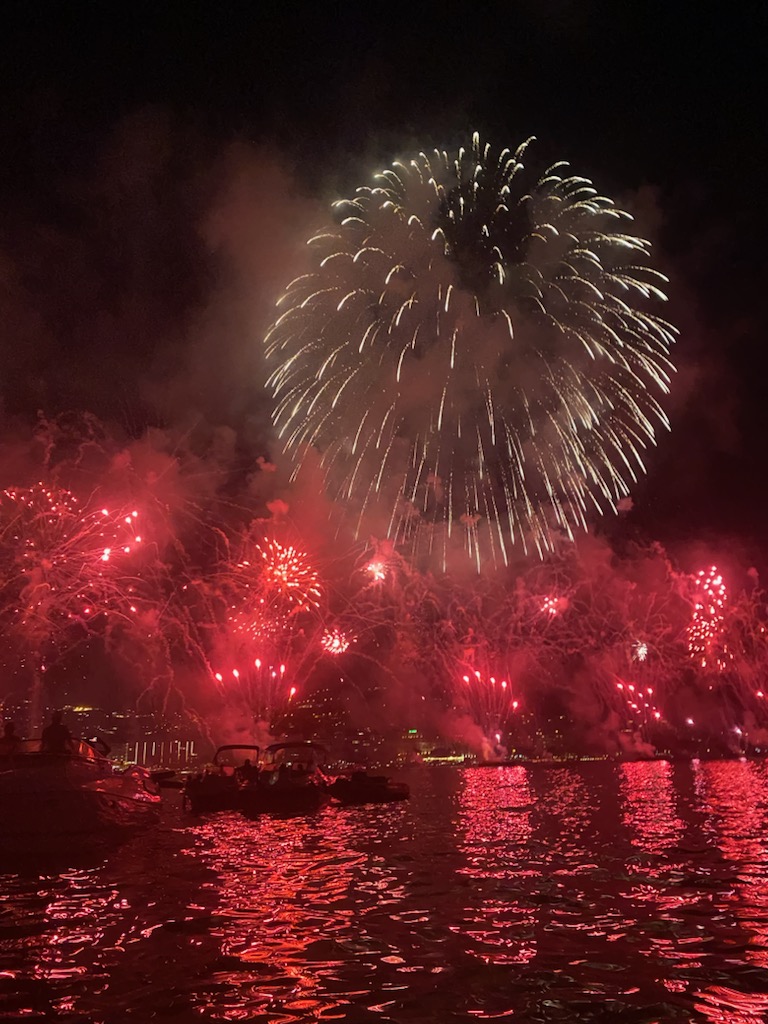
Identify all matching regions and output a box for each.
[0,737,161,838]
[240,741,330,817]
[183,744,261,814]
[328,770,410,806]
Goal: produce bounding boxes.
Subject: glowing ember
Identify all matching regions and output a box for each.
[211,657,299,722]
[615,677,663,726]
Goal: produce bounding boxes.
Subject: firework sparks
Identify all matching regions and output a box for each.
[266,132,676,565]
[632,639,648,662]
[0,483,144,653]
[208,532,324,725]
[366,561,387,583]
[219,534,322,638]
[321,628,353,655]
[541,596,561,617]
[0,483,149,697]
[615,679,663,726]
[212,659,294,723]
[460,668,519,738]
[253,539,321,610]
[687,566,730,670]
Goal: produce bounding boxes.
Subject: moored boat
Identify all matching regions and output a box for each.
[328,771,410,806]
[240,741,330,817]
[0,738,161,838]
[183,744,261,814]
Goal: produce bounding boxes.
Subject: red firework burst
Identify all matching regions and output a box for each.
[254,540,321,610]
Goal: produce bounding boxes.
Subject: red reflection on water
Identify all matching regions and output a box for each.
[532,766,592,863]
[184,812,363,1020]
[31,870,115,987]
[695,760,768,976]
[457,767,537,966]
[694,983,768,1024]
[620,760,685,854]
[459,767,534,880]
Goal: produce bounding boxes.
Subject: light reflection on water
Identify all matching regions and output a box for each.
[3,761,768,1021]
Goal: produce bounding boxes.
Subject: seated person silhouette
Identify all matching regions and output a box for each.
[236,759,259,784]
[41,712,72,754]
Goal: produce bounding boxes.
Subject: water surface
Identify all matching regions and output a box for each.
[3,760,768,1022]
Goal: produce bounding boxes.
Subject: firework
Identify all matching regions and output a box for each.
[266,133,676,565]
[0,483,144,666]
[219,535,322,638]
[632,639,649,662]
[459,668,519,738]
[208,532,323,723]
[212,660,295,723]
[687,566,729,671]
[321,628,354,655]
[615,679,663,727]
[366,561,387,583]
[540,596,562,617]
[252,539,321,611]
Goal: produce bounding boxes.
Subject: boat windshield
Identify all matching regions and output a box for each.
[213,746,261,769]
[262,743,326,769]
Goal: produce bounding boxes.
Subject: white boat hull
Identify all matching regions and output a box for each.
[0,743,161,838]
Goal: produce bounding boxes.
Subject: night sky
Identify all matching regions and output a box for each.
[1,1,765,561]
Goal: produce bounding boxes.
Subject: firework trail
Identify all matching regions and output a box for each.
[266,133,676,566]
[211,661,296,726]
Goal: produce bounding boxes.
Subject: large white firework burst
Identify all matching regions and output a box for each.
[265,133,676,566]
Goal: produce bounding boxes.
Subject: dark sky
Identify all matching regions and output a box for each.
[0,1,766,557]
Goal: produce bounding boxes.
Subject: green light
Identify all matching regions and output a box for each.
[407,729,417,735]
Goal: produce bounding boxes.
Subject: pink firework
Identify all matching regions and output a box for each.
[687,566,730,671]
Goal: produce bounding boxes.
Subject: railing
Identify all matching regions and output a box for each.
[122,739,198,769]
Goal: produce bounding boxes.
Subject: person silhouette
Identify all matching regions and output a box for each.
[41,711,72,754]
[0,721,20,757]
